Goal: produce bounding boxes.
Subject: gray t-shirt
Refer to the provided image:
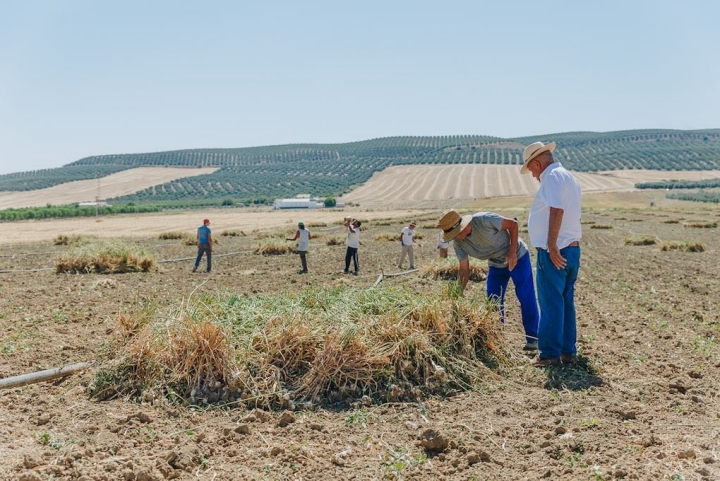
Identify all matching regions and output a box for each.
[453,212,529,268]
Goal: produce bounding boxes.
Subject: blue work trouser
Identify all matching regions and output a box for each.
[194,243,212,272]
[536,246,581,359]
[486,252,539,343]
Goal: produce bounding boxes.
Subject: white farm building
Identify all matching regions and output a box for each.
[272,198,325,210]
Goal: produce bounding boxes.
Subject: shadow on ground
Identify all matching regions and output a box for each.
[541,356,604,391]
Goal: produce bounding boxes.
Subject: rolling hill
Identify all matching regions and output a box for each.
[1,129,718,206]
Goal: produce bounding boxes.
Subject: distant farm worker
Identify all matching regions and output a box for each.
[193,218,212,273]
[398,221,421,269]
[438,209,539,351]
[436,228,450,258]
[343,218,361,275]
[521,141,582,367]
[287,221,311,274]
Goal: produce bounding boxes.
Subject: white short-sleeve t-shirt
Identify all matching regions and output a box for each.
[528,162,582,249]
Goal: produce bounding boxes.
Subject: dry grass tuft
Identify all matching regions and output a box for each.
[255,229,288,239]
[56,240,157,274]
[326,237,345,246]
[663,219,681,224]
[54,234,96,246]
[159,231,196,245]
[659,241,705,252]
[683,221,717,229]
[158,231,189,240]
[220,230,246,237]
[91,287,508,408]
[374,232,399,242]
[624,235,657,246]
[254,241,297,256]
[420,259,488,282]
[590,224,613,230]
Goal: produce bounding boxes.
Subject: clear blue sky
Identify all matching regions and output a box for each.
[1,1,718,175]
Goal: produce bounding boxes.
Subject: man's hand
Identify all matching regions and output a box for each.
[505,251,517,271]
[548,245,567,269]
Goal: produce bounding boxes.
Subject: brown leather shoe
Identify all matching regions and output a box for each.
[561,354,577,364]
[533,357,560,367]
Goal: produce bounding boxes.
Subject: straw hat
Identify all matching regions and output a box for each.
[521,141,556,174]
[438,209,472,242]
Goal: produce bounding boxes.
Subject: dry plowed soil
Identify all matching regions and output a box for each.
[1,201,719,480]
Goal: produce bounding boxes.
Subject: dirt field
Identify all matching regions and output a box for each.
[1,193,719,480]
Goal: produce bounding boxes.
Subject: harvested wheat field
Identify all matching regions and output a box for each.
[342,165,720,208]
[1,194,719,480]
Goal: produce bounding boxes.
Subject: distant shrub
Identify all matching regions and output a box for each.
[590,224,613,230]
[663,219,681,224]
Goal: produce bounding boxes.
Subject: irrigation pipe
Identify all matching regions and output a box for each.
[157,250,252,263]
[371,268,418,287]
[0,361,94,390]
[0,267,54,273]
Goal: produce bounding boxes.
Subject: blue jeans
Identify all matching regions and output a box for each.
[536,246,581,359]
[486,252,539,343]
[194,243,212,272]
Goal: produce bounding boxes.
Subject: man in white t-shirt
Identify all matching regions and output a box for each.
[521,141,582,367]
[397,221,420,269]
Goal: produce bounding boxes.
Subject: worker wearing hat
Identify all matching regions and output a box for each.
[193,218,213,273]
[438,209,539,351]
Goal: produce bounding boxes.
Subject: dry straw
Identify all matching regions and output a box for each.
[220,230,246,237]
[683,221,717,229]
[420,259,488,282]
[158,231,189,240]
[624,235,657,246]
[90,286,508,408]
[54,234,96,246]
[659,241,705,252]
[56,240,156,274]
[253,241,297,256]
